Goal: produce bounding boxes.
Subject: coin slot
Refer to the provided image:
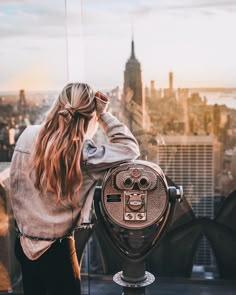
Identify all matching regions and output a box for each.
[107,194,121,202]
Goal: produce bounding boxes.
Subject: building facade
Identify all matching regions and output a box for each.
[122,40,144,132]
[158,135,215,265]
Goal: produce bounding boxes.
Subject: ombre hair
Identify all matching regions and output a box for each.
[31,83,96,203]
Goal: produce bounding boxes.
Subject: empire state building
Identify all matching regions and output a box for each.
[123,39,144,132]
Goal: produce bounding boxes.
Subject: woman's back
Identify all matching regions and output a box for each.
[10,111,139,239]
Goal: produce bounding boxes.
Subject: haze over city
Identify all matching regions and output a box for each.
[0,0,236,91]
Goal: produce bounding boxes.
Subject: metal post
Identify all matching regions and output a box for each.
[122,286,145,295]
[122,261,146,283]
[113,261,155,295]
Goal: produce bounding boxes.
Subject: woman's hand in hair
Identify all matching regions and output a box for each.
[94,91,109,118]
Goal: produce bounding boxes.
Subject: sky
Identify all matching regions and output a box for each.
[0,0,236,91]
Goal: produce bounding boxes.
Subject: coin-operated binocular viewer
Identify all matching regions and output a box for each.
[94,160,183,295]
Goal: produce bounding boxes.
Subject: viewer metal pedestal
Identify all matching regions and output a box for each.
[113,262,155,295]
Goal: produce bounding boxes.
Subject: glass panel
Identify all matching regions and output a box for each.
[77,0,236,282]
[0,0,68,157]
[1,0,236,293]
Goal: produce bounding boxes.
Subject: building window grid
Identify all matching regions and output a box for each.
[158,140,214,266]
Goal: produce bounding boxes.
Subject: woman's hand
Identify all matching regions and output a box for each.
[94,91,109,118]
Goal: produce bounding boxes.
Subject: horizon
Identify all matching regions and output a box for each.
[1,86,236,94]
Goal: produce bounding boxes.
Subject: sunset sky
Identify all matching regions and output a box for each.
[0,0,236,91]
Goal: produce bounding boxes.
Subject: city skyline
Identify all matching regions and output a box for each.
[0,0,236,91]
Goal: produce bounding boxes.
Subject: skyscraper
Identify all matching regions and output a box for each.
[122,39,144,132]
[158,135,215,265]
[18,89,27,114]
[150,80,156,98]
[123,40,143,106]
[169,71,173,98]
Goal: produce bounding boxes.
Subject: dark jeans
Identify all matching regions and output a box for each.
[15,237,81,295]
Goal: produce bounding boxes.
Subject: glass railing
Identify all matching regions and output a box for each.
[1,0,236,294]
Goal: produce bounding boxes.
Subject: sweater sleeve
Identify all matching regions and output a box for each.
[82,112,140,180]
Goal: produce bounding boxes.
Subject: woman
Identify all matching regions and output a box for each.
[10,82,140,295]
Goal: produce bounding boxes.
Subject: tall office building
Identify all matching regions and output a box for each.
[158,135,215,265]
[123,39,143,106]
[150,80,156,98]
[18,89,27,114]
[169,71,173,97]
[123,39,144,132]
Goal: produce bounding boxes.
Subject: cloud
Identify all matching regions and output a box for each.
[0,2,82,39]
[0,1,133,40]
[127,0,236,18]
[0,0,236,40]
[0,24,64,39]
[164,0,236,11]
[22,46,42,51]
[0,0,29,3]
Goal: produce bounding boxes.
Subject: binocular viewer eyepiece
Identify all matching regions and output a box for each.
[101,160,182,232]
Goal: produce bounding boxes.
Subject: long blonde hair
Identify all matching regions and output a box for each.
[31,83,96,203]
